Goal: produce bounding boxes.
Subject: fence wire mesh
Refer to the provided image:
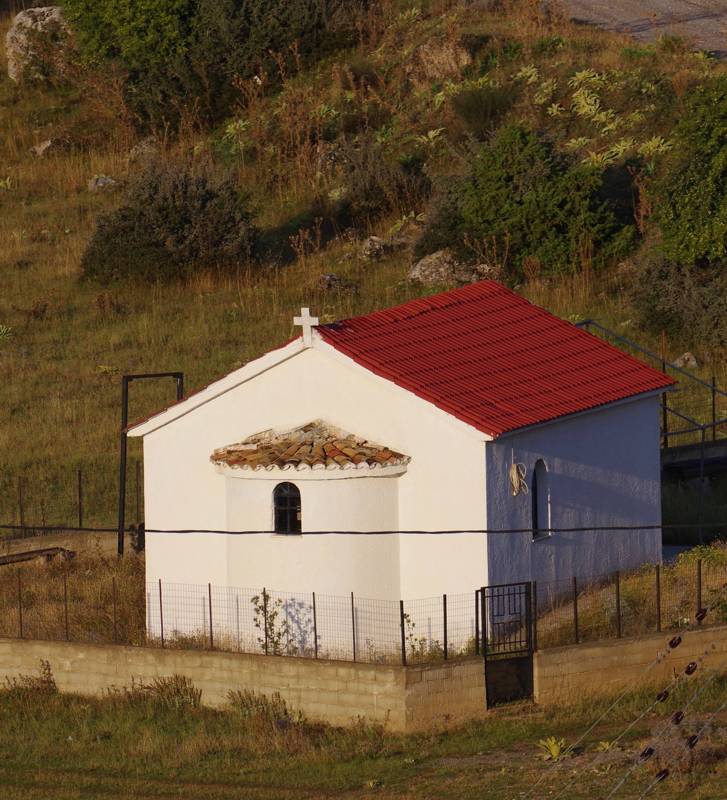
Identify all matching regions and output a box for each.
[1,555,726,663]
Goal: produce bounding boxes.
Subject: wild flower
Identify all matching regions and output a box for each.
[568,68,606,89]
[537,736,569,761]
[571,87,601,118]
[638,136,672,158]
[546,103,565,117]
[564,137,591,151]
[413,128,445,148]
[533,78,558,105]
[513,64,539,85]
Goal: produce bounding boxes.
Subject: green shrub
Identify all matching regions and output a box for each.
[451,85,514,139]
[630,251,727,347]
[333,135,431,225]
[81,159,257,283]
[653,77,727,266]
[417,124,634,278]
[63,0,364,126]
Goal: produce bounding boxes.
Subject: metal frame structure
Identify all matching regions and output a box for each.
[117,372,184,556]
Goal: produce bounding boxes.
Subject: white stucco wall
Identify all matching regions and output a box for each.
[137,340,489,604]
[484,395,663,591]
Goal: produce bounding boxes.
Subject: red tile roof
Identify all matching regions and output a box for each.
[211,420,410,471]
[317,281,674,438]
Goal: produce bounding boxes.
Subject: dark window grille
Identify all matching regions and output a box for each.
[273,482,302,534]
[531,459,549,539]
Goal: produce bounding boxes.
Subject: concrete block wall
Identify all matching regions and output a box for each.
[0,639,408,728]
[535,624,727,705]
[0,639,486,731]
[405,659,486,729]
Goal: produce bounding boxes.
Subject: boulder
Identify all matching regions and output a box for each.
[405,38,473,88]
[88,175,118,192]
[673,352,699,370]
[318,273,358,292]
[6,7,69,83]
[409,249,501,285]
[30,139,54,157]
[361,236,391,260]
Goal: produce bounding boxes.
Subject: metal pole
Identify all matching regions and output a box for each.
[135,460,142,525]
[117,377,130,556]
[532,581,538,652]
[699,427,706,545]
[443,594,448,661]
[615,571,622,639]
[77,469,83,529]
[208,583,214,649]
[158,578,164,648]
[112,577,118,644]
[399,600,407,666]
[572,576,579,644]
[351,592,356,662]
[17,476,25,533]
[480,586,487,656]
[712,376,717,442]
[117,372,184,558]
[697,560,703,625]
[63,571,69,641]
[312,592,318,659]
[656,565,661,633]
[263,588,268,655]
[17,570,23,639]
[474,589,480,655]
[661,359,669,449]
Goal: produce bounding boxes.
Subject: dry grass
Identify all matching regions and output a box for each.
[0,550,145,644]
[1,659,727,798]
[537,543,727,648]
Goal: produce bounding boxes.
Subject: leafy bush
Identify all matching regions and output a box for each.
[63,0,364,126]
[653,77,727,266]
[417,124,634,278]
[332,135,431,226]
[451,85,513,139]
[630,252,727,347]
[81,159,257,283]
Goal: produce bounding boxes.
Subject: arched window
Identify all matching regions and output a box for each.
[273,482,302,534]
[531,459,550,539]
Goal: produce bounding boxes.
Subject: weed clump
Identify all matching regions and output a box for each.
[110,675,202,711]
[3,660,57,700]
[81,158,257,283]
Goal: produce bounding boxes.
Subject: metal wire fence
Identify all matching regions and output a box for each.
[535,558,727,649]
[1,556,726,663]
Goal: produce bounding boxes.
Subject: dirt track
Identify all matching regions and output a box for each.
[567,0,727,55]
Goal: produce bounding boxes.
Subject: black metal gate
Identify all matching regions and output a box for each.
[481,582,534,706]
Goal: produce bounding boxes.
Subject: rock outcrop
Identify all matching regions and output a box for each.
[409,249,501,285]
[6,7,69,83]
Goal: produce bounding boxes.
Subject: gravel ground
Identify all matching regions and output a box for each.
[567,0,727,55]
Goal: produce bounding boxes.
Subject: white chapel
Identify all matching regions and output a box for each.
[128,281,673,610]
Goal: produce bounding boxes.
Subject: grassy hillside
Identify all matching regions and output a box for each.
[0,0,725,528]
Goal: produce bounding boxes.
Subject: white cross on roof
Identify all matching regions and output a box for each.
[294,307,319,347]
